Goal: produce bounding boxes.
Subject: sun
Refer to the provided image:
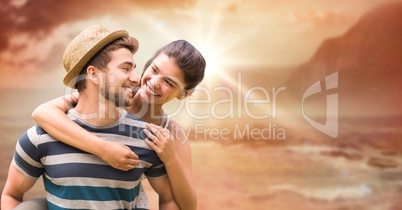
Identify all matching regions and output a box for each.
[127,1,264,124]
[196,44,230,85]
[198,45,222,74]
[188,11,242,89]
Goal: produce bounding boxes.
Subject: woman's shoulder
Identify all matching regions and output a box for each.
[167,119,190,145]
[167,118,181,129]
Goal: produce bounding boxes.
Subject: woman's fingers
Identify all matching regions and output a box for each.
[145,123,163,139]
[144,129,161,145]
[102,142,141,171]
[124,146,139,159]
[117,154,141,171]
[145,139,158,151]
[145,123,172,141]
[123,157,140,166]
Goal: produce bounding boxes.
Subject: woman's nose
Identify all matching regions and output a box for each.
[150,75,162,88]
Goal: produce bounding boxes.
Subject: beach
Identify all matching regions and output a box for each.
[2,115,400,209]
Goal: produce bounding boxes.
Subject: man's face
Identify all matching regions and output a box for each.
[99,48,139,107]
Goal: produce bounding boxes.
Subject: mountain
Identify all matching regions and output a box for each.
[285,1,402,117]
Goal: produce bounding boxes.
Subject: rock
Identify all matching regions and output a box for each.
[381,149,399,156]
[320,150,364,161]
[367,157,399,168]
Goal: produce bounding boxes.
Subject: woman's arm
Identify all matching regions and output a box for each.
[147,175,180,210]
[31,93,139,171]
[144,122,197,210]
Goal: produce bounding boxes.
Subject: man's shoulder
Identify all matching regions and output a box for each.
[17,125,52,147]
[122,110,146,128]
[124,111,143,121]
[23,124,48,138]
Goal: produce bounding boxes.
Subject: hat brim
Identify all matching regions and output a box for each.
[63,30,129,89]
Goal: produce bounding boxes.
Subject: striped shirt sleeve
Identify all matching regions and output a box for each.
[144,163,166,178]
[12,126,44,179]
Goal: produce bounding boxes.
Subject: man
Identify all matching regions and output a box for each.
[1,25,179,210]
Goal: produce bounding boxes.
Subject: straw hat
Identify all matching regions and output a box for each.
[62,25,137,88]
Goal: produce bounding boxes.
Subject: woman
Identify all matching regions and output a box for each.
[32,40,206,210]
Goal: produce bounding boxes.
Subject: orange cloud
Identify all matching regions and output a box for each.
[286,10,355,26]
[0,0,196,52]
[0,0,197,89]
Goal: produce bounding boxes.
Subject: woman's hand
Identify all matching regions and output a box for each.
[144,123,178,164]
[98,141,140,171]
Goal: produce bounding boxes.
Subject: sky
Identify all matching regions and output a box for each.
[1,1,401,207]
[0,0,398,118]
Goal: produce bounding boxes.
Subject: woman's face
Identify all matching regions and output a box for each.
[139,53,186,105]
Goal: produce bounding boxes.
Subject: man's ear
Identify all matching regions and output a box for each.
[87,66,99,84]
[177,89,194,100]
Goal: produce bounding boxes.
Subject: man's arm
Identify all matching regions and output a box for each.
[1,163,37,210]
[147,176,180,210]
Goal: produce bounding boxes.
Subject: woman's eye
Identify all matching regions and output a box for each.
[165,80,174,87]
[152,67,157,73]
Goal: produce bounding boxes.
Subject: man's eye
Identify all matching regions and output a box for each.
[122,66,131,71]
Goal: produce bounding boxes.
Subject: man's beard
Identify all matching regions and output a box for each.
[100,83,134,107]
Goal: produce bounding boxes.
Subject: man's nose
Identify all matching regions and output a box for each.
[129,71,140,87]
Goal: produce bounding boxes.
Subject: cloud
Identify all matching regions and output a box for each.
[0,0,196,52]
[285,10,355,26]
[0,0,197,89]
